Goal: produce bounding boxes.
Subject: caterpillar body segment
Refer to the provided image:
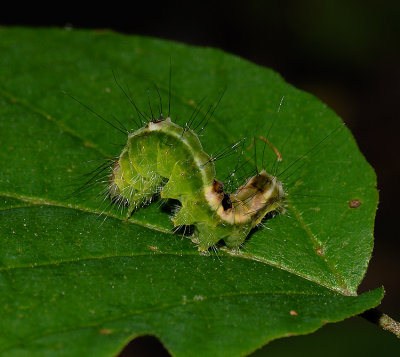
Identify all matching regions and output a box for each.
[109,117,285,251]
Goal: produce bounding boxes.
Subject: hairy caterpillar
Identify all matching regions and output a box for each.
[108,114,285,252]
[71,69,344,254]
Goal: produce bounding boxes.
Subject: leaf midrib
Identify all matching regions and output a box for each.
[0,191,170,234]
[0,192,349,295]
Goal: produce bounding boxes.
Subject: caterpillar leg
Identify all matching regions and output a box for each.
[192,223,237,252]
[223,227,251,250]
[192,223,251,251]
[192,223,222,252]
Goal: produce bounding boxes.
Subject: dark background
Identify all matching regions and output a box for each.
[2,1,399,355]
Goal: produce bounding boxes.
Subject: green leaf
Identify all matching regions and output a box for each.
[0,27,382,357]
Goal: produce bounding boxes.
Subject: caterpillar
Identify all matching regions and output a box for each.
[108,115,285,252]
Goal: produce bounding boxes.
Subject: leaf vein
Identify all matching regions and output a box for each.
[286,201,352,295]
[0,289,331,354]
[0,87,110,157]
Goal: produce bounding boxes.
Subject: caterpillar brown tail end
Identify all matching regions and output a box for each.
[109,117,285,251]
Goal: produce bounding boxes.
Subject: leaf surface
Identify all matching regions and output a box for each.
[0,27,382,357]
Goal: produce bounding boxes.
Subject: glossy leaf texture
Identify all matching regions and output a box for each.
[0,27,382,357]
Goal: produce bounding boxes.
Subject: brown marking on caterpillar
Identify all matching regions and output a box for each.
[212,179,224,194]
[221,193,232,211]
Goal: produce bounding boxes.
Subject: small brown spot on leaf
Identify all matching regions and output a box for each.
[99,329,112,335]
[290,310,298,316]
[349,199,362,208]
[149,246,158,251]
[316,248,323,255]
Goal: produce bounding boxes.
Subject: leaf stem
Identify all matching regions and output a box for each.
[360,308,400,337]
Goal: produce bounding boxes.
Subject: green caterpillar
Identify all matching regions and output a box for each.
[109,116,285,252]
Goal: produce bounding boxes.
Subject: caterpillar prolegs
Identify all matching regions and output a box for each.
[109,116,285,252]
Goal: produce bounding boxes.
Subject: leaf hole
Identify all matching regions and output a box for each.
[118,335,170,357]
